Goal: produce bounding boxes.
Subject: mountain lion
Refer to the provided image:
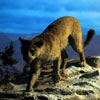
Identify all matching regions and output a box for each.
[19,16,95,92]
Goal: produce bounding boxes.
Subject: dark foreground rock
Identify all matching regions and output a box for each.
[0,56,100,100]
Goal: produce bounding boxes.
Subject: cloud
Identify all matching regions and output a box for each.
[0,0,100,34]
[63,0,100,12]
[0,8,55,33]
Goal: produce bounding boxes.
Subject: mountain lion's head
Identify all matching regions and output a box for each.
[19,37,44,64]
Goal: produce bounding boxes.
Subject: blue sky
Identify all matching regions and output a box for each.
[0,0,100,34]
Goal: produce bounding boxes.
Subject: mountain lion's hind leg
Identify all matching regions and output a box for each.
[69,35,87,67]
[72,44,87,67]
[79,50,87,67]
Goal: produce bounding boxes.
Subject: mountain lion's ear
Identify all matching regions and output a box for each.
[19,37,31,45]
[19,37,24,43]
[34,40,44,48]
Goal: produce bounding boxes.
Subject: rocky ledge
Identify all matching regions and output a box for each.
[0,56,100,100]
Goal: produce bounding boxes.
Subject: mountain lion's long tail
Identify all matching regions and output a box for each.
[83,29,95,47]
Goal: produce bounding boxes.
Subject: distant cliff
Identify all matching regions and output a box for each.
[0,32,100,71]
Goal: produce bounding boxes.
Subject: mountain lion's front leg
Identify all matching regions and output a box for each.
[52,55,61,84]
[26,60,41,92]
[61,50,68,78]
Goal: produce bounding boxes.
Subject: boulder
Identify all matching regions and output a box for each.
[0,56,100,100]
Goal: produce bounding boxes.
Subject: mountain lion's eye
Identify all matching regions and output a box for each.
[30,50,35,55]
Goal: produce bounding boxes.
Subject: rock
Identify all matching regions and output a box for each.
[0,56,100,100]
[79,70,99,78]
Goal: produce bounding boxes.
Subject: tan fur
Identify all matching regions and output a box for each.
[19,16,95,92]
